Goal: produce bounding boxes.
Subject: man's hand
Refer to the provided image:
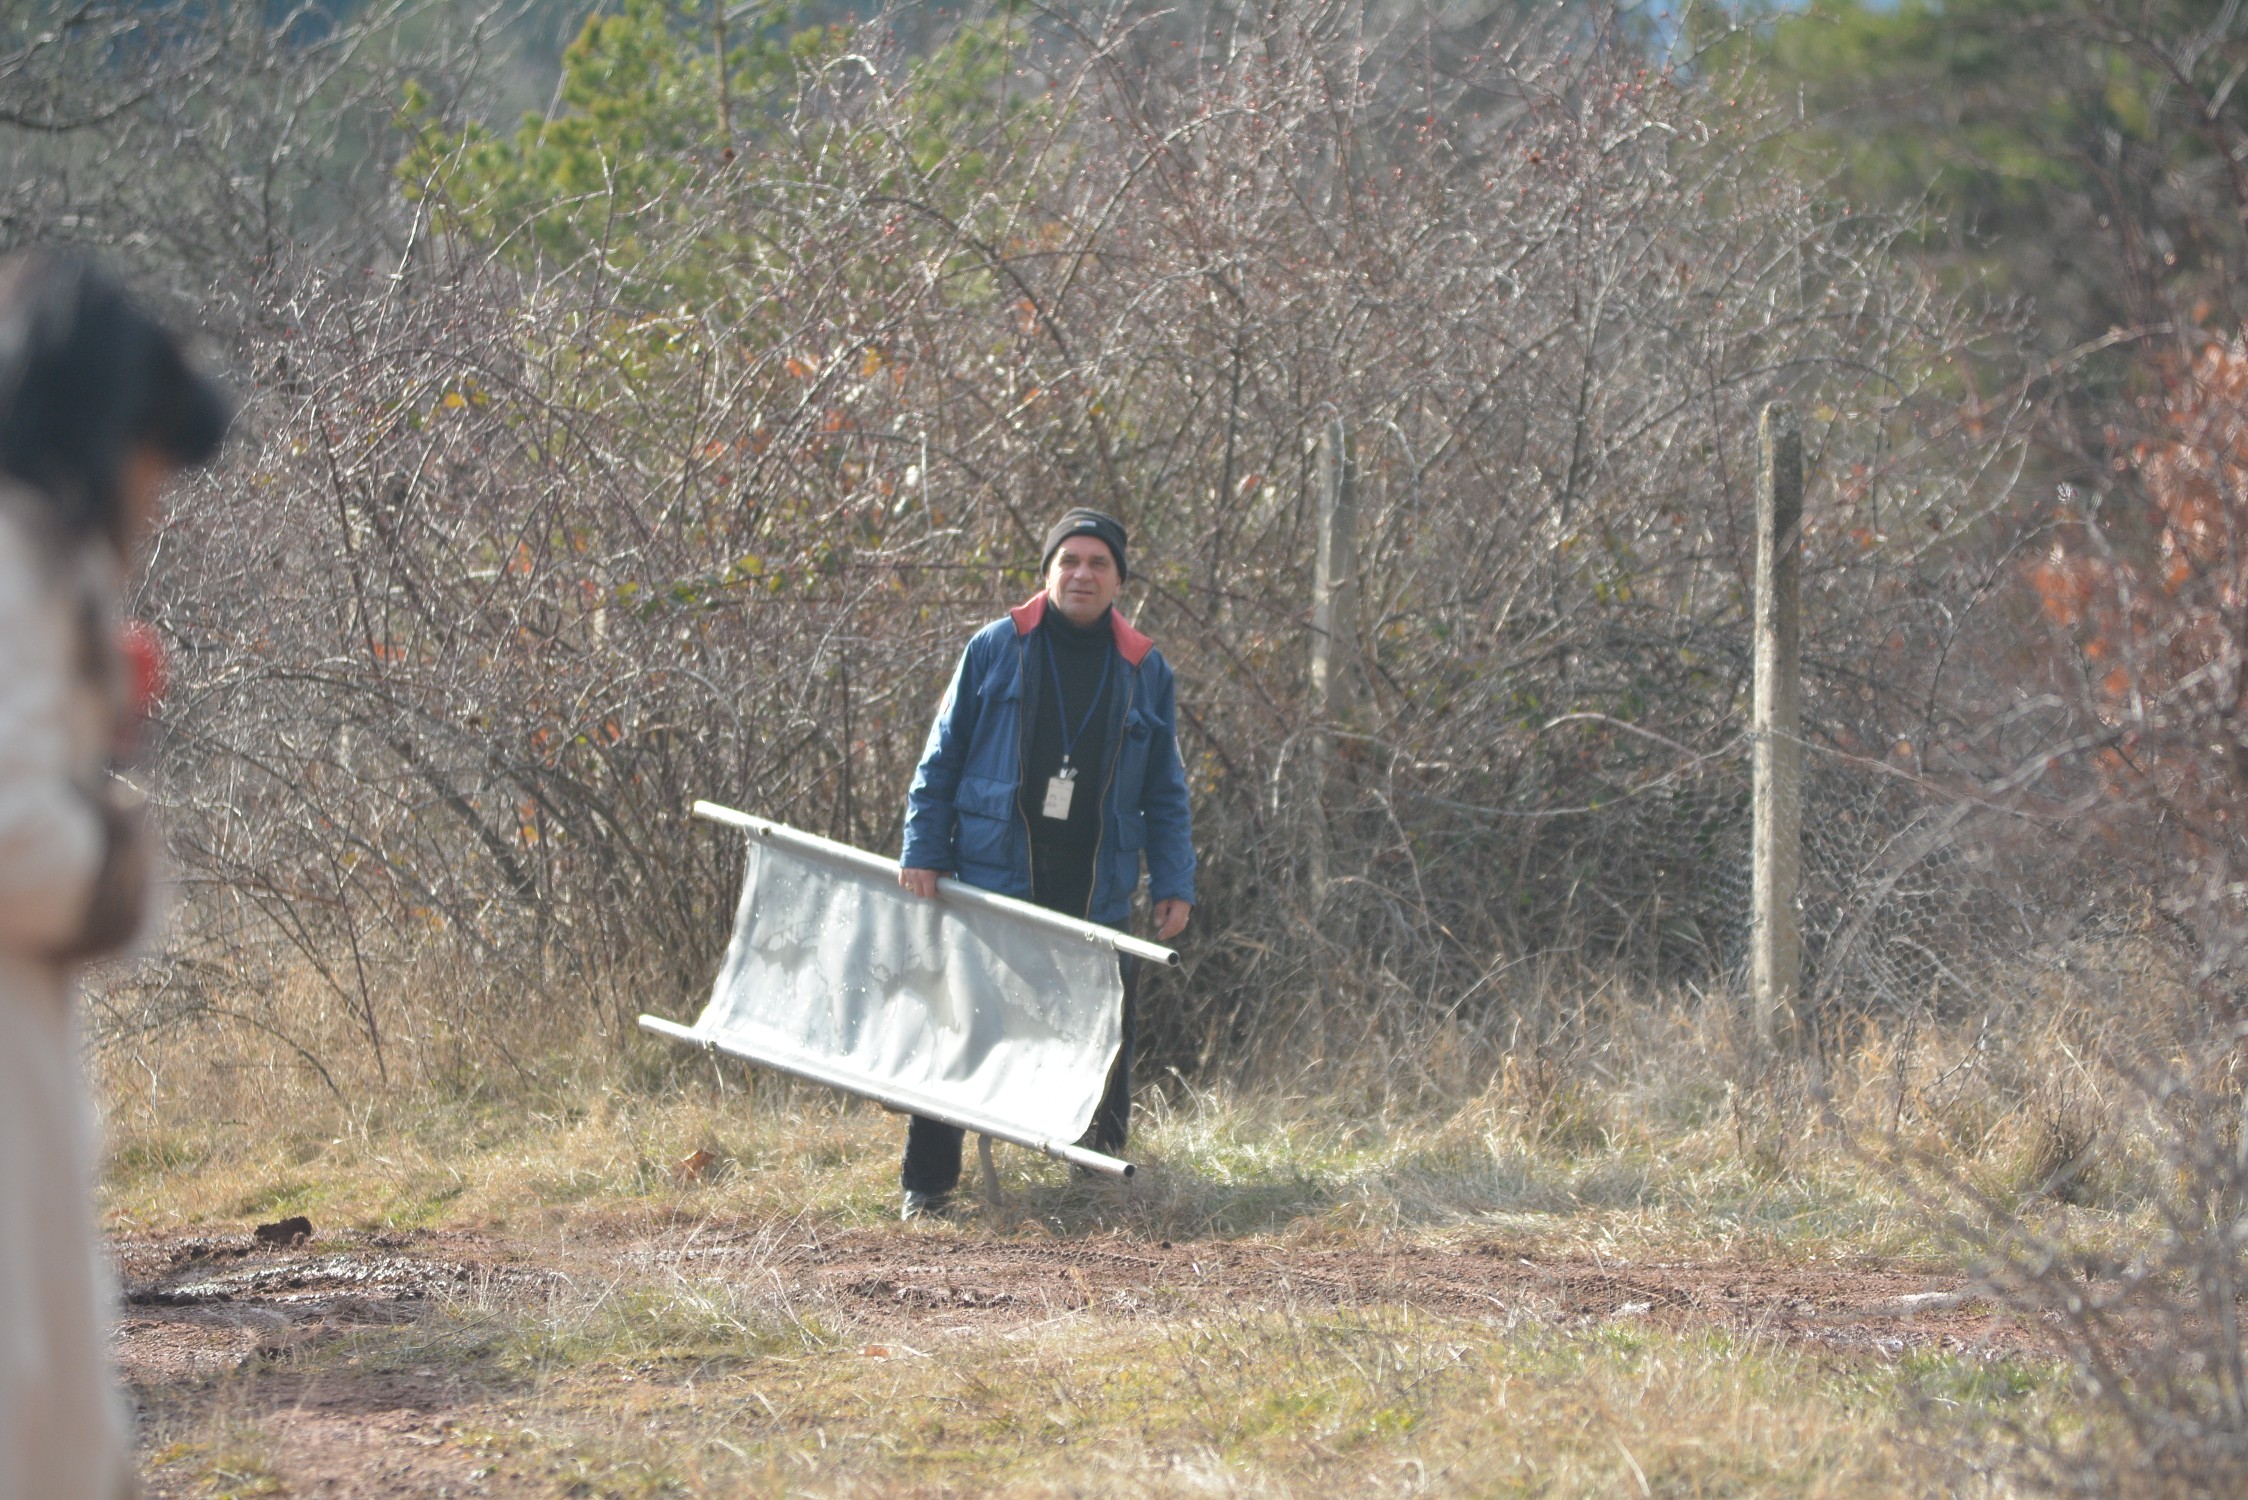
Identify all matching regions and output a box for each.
[899,867,941,899]
[1152,899,1192,942]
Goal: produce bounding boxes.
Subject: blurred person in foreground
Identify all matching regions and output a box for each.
[896,509,1195,1217]
[0,251,229,1500]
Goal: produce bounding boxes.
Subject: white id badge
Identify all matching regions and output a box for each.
[1041,774,1077,820]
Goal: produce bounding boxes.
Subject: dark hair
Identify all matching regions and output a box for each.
[0,250,232,543]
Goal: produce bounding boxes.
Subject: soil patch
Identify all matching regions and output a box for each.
[666,1224,2029,1357]
[112,1221,2036,1495]
[112,1222,2034,1386]
[113,1229,555,1387]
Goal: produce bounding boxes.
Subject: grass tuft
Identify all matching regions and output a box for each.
[103,965,2152,1494]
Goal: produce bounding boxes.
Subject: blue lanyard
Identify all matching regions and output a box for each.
[1045,628,1113,776]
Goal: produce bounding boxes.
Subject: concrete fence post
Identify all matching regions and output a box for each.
[1752,403,1804,1054]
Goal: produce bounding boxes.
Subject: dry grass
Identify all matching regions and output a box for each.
[94,965,2159,1496]
[103,1024,1921,1259]
[133,1268,1998,1499]
[96,962,2171,1260]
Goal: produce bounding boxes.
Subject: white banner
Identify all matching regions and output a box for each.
[642,806,1170,1175]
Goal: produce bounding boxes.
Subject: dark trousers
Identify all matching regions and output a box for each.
[902,953,1138,1196]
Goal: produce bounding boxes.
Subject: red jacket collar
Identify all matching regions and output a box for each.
[1009,592,1154,666]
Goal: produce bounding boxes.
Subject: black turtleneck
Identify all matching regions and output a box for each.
[1019,604,1117,916]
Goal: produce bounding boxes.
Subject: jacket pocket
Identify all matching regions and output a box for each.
[979,668,1021,713]
[1113,707,1153,807]
[1115,807,1147,852]
[954,773,1016,868]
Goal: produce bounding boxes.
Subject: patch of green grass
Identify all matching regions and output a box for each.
[107,1131,207,1186]
[142,1428,288,1499]
[226,1178,324,1220]
[1898,1348,2053,1407]
[417,1303,1957,1496]
[501,1280,834,1377]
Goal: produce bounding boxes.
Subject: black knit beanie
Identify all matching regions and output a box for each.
[1040,507,1128,581]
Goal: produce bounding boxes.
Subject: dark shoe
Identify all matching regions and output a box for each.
[901,1188,957,1221]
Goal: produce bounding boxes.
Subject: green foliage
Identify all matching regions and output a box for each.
[898,14,1029,181]
[400,0,804,279]
[1757,0,2082,205]
[399,0,1046,302]
[1728,0,2248,345]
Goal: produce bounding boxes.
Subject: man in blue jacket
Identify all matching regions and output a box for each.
[897,508,1196,1217]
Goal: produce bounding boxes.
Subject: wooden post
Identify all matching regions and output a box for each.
[1311,419,1359,724]
[1308,420,1357,907]
[1751,404,1804,1053]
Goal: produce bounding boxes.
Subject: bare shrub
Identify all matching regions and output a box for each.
[75,2,2029,1104]
[1804,316,2248,1492]
[0,0,530,305]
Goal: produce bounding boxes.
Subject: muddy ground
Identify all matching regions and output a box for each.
[112,1224,2034,1496]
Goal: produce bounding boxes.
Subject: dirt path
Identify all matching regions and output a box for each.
[780,1228,2012,1352]
[112,1223,2031,1496]
[113,1219,2024,1377]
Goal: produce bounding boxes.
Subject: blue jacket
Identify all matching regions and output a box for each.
[901,594,1196,928]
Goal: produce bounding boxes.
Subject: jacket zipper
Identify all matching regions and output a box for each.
[1081,660,1131,919]
[1019,621,1132,921]
[1013,632,1037,899]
